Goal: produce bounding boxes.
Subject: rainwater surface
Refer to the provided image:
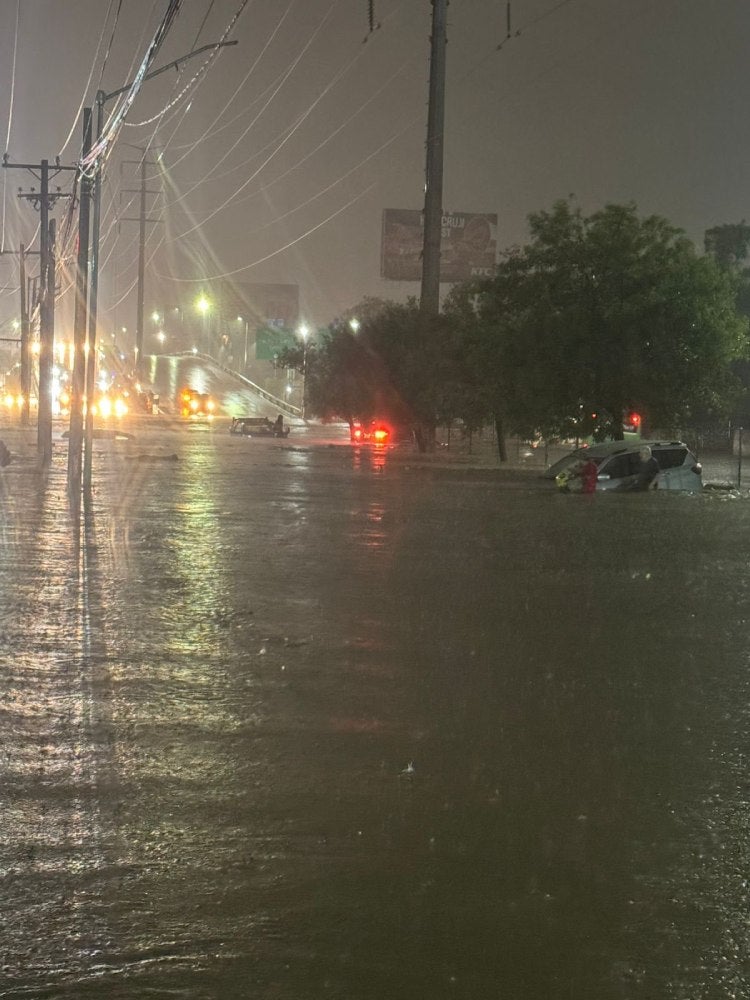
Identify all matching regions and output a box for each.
[0,425,748,999]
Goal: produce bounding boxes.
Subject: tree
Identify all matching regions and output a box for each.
[704,222,750,426]
[457,200,748,444]
[704,222,750,270]
[352,299,466,450]
[292,299,465,451]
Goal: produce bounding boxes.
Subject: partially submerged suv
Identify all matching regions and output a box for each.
[230,416,289,438]
[547,440,702,492]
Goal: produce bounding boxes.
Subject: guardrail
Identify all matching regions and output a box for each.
[172,351,303,419]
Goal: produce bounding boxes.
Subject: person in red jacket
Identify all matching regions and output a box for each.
[578,456,599,494]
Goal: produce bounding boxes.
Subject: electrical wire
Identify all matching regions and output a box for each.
[111,0,412,303]
[99,0,505,318]
[1,0,21,253]
[157,182,376,283]
[118,0,396,216]
[80,0,185,174]
[121,0,252,149]
[57,0,120,159]
[98,0,125,88]
[222,60,411,211]
[160,31,335,212]
[157,0,296,172]
[165,2,350,240]
[156,52,410,233]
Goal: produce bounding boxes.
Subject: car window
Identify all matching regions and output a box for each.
[653,448,687,470]
[546,448,589,477]
[600,452,639,479]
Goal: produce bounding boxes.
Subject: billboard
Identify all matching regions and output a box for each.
[381,209,497,282]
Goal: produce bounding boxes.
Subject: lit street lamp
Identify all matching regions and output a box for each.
[238,315,250,370]
[298,324,310,418]
[196,295,211,354]
[349,317,360,333]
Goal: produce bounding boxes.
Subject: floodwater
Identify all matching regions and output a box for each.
[1,424,748,999]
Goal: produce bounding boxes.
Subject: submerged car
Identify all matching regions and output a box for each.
[230,416,289,438]
[548,439,702,492]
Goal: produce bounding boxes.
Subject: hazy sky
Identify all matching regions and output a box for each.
[0,0,748,336]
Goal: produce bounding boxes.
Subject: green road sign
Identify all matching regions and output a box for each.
[256,326,297,360]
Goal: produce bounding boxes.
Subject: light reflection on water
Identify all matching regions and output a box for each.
[0,437,748,997]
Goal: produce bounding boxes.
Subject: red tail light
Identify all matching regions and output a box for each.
[373,427,389,443]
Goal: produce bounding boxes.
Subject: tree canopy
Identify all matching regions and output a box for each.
[292,203,748,455]
[284,299,464,449]
[451,200,749,441]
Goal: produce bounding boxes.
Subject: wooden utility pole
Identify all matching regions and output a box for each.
[120,150,162,378]
[136,153,147,375]
[19,244,30,426]
[68,108,92,511]
[38,218,56,461]
[37,163,54,465]
[83,96,106,492]
[420,0,448,316]
[4,155,75,461]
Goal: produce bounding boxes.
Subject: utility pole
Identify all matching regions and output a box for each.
[38,161,53,463]
[19,244,29,425]
[83,95,106,492]
[87,40,238,381]
[3,155,75,462]
[420,0,448,316]
[119,150,162,378]
[137,153,148,375]
[68,108,92,511]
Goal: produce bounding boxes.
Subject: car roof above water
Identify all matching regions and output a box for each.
[544,439,692,478]
[580,439,687,457]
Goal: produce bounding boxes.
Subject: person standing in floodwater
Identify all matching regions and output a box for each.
[632,445,660,490]
[578,456,599,494]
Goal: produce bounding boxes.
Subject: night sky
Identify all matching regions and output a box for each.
[0,0,747,336]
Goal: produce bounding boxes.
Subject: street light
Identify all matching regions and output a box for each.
[196,295,211,354]
[237,315,250,370]
[298,324,310,419]
[348,317,360,333]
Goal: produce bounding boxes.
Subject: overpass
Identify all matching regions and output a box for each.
[118,351,306,424]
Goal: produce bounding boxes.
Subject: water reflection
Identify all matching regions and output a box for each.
[351,444,388,473]
[2,435,750,996]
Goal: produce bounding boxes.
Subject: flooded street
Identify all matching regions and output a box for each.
[1,423,748,999]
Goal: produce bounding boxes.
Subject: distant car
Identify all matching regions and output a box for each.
[230,416,289,438]
[137,388,160,413]
[350,420,396,445]
[90,391,129,418]
[548,439,703,492]
[180,388,215,418]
